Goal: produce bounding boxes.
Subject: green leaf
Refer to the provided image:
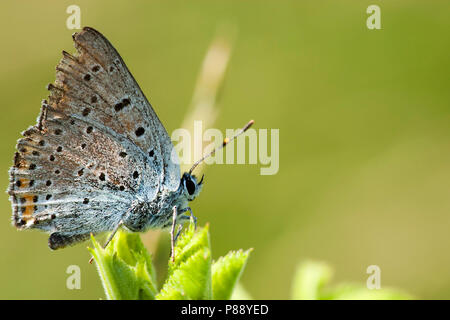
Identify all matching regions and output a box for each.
[90,220,253,300]
[156,223,212,300]
[230,282,253,300]
[89,230,158,300]
[291,260,333,300]
[322,284,413,300]
[212,249,252,300]
[291,260,414,300]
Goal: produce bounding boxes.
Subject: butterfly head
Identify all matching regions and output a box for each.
[181,172,204,201]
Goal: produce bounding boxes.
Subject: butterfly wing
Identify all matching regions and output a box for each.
[8,27,180,247]
[61,27,180,193]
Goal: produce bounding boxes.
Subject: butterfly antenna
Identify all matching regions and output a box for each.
[189,120,254,175]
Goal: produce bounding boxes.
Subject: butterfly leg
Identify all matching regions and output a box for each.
[102,203,136,249]
[170,206,197,261]
[170,206,178,262]
[171,207,197,246]
[179,207,197,229]
[89,219,125,264]
[174,224,184,243]
[189,208,197,230]
[103,220,124,249]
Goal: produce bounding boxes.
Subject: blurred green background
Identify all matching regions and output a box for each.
[0,0,449,299]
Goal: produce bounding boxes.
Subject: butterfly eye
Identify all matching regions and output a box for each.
[185,179,196,196]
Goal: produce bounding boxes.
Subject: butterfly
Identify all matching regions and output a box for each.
[7,27,253,259]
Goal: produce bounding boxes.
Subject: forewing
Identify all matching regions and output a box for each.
[8,26,180,234]
[67,27,180,192]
